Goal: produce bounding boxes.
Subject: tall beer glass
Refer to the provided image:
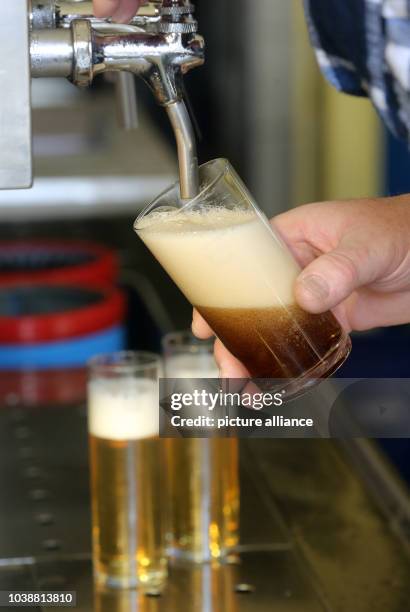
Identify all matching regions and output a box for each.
[135,159,351,398]
[88,351,166,589]
[163,331,239,562]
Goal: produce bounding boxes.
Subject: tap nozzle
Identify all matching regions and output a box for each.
[29,0,204,198]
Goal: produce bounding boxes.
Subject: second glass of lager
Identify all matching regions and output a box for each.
[88,351,166,589]
[162,331,240,562]
[134,159,351,398]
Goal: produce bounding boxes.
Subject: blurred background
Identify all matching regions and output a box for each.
[0,0,408,479]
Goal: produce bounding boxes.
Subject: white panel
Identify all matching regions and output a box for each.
[0,1,32,189]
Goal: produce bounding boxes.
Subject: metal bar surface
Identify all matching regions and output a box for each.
[0,399,409,611]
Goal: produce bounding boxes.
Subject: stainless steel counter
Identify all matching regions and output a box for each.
[0,399,409,611]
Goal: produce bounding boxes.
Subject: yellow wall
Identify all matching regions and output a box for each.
[320,83,381,200]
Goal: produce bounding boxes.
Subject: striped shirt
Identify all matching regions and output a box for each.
[304,0,410,142]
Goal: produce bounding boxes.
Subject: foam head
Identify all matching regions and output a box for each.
[165,353,219,378]
[88,377,159,440]
[136,207,300,309]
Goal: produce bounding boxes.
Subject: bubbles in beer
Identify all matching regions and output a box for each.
[137,206,255,234]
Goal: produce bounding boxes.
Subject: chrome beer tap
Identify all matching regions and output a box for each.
[0,0,204,198]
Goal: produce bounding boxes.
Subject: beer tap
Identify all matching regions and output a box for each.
[0,0,204,198]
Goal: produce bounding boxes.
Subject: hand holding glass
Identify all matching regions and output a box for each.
[135,159,351,398]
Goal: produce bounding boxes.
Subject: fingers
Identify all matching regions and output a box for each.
[192,309,214,339]
[192,311,249,378]
[272,207,309,245]
[112,0,141,22]
[275,199,404,316]
[295,241,380,313]
[273,200,349,248]
[191,311,248,377]
[272,203,342,269]
[93,0,140,22]
[344,289,410,331]
[93,0,120,18]
[214,338,250,379]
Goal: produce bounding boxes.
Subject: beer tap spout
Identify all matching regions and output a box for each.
[166,100,199,200]
[27,0,204,198]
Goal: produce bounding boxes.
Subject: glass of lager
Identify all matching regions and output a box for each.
[162,331,239,562]
[88,351,166,589]
[135,159,351,398]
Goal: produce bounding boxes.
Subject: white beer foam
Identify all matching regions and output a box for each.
[137,207,300,308]
[165,353,219,378]
[88,378,158,440]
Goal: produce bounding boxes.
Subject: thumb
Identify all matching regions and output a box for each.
[295,243,377,313]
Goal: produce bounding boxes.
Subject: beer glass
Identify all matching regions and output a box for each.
[95,563,238,612]
[135,159,351,398]
[88,351,166,589]
[163,331,239,562]
[166,561,238,612]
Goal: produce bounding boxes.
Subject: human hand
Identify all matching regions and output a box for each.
[193,195,410,377]
[93,0,141,23]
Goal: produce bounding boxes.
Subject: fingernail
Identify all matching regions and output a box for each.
[298,274,329,302]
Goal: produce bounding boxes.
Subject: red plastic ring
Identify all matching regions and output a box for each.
[0,240,118,287]
[0,286,126,344]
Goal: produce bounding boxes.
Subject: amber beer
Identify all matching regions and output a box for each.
[88,353,166,589]
[166,437,239,561]
[197,302,343,379]
[163,342,239,561]
[135,160,351,396]
[166,556,238,612]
